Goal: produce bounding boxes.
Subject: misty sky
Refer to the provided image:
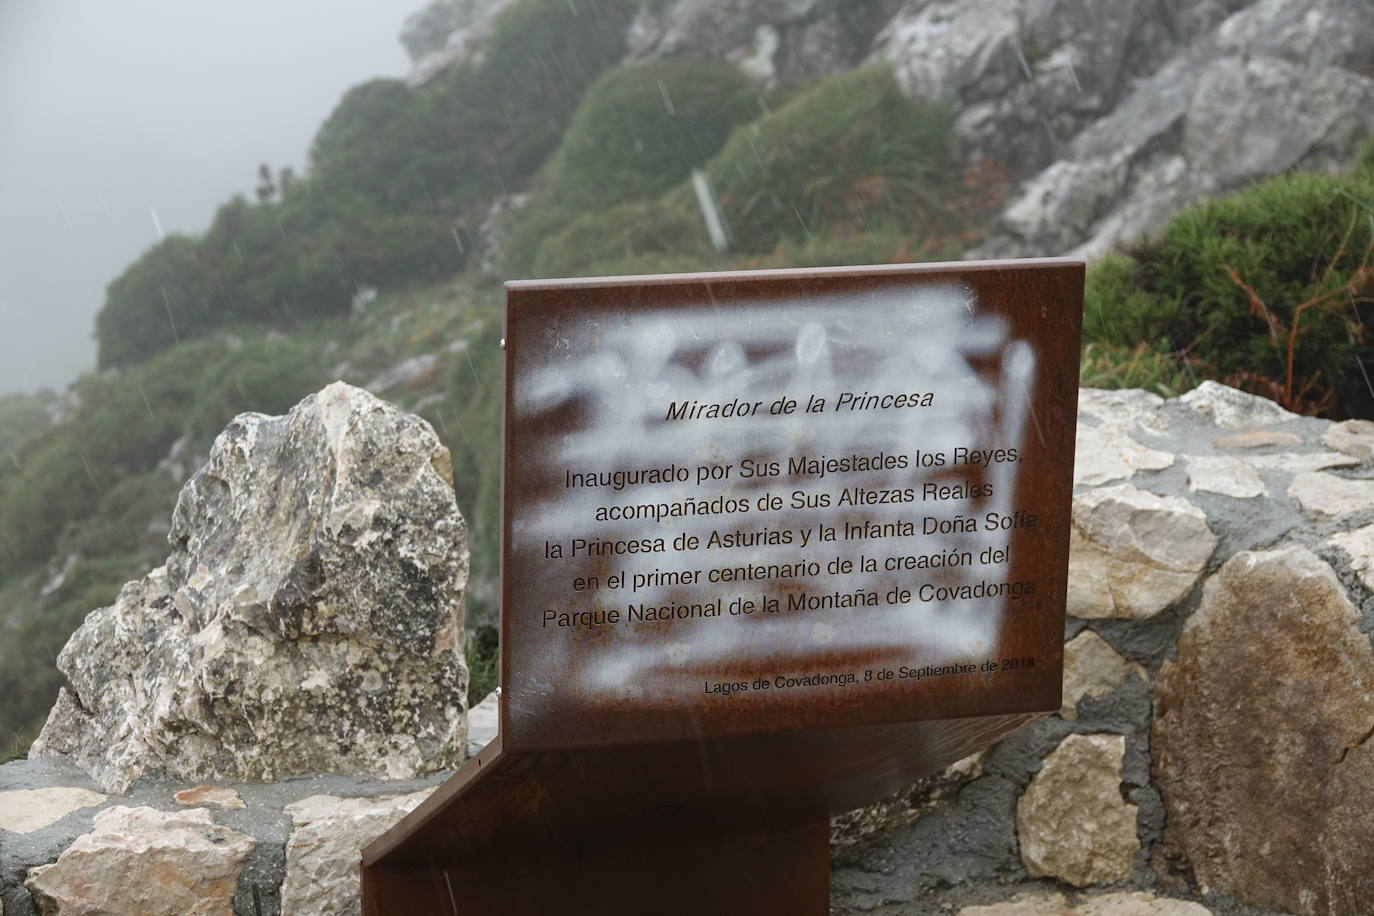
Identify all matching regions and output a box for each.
[0,0,419,395]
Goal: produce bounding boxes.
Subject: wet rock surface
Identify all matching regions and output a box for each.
[1059,630,1145,721]
[974,0,1374,259]
[24,807,254,916]
[0,755,449,916]
[1154,547,1374,915]
[1016,734,1139,887]
[832,381,1371,916]
[1067,484,1215,619]
[29,382,469,793]
[280,791,434,916]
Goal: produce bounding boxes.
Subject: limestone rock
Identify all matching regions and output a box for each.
[1077,388,1167,436]
[1288,471,1374,520]
[1073,423,1174,487]
[1180,55,1374,189]
[1178,381,1300,429]
[1324,419,1374,461]
[31,383,469,792]
[975,0,1374,260]
[466,689,500,757]
[874,0,1230,178]
[1068,484,1216,619]
[1185,455,1263,499]
[1075,892,1211,915]
[173,785,245,809]
[627,0,896,87]
[1061,629,1145,720]
[1211,428,1302,449]
[1240,451,1358,473]
[24,806,253,916]
[1016,733,1139,887]
[1215,0,1374,71]
[281,790,434,916]
[956,892,1068,916]
[0,787,107,834]
[399,0,519,86]
[1330,523,1374,591]
[958,892,1211,916]
[1154,547,1374,914]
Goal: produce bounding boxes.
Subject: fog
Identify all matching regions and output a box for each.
[0,0,416,395]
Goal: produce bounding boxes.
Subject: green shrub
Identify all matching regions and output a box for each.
[1079,341,1196,398]
[182,335,330,440]
[465,624,500,707]
[96,0,641,369]
[0,333,331,574]
[529,198,711,278]
[1083,170,1374,416]
[1356,134,1374,175]
[0,342,218,570]
[53,472,178,561]
[505,57,760,274]
[416,0,640,205]
[0,553,151,753]
[0,390,55,455]
[541,59,760,211]
[511,64,959,278]
[701,65,954,254]
[308,79,427,200]
[429,319,505,620]
[96,236,217,368]
[741,228,942,270]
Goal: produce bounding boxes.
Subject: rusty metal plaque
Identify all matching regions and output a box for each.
[362,260,1082,913]
[501,260,1082,750]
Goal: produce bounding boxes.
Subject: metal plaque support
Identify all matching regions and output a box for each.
[362,260,1084,914]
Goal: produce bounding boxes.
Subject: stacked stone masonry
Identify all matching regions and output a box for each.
[6,381,1374,914]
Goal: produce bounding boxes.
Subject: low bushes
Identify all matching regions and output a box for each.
[1083,168,1374,416]
[700,65,954,255]
[95,0,642,370]
[504,57,761,274]
[511,64,962,278]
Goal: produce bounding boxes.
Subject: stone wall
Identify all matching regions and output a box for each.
[830,383,1374,916]
[6,382,1374,914]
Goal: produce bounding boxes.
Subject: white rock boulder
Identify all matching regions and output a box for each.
[1068,484,1216,619]
[31,383,469,792]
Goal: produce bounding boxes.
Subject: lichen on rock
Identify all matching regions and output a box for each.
[30,382,469,793]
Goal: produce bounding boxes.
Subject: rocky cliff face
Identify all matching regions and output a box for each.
[29,383,470,794]
[971,0,1374,260]
[400,0,1373,261]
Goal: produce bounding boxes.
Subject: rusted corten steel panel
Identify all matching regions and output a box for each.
[363,259,1083,914]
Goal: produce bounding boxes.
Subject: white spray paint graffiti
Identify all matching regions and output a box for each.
[510,284,1036,703]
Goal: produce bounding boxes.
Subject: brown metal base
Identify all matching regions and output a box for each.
[362,816,829,916]
[361,711,1046,914]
